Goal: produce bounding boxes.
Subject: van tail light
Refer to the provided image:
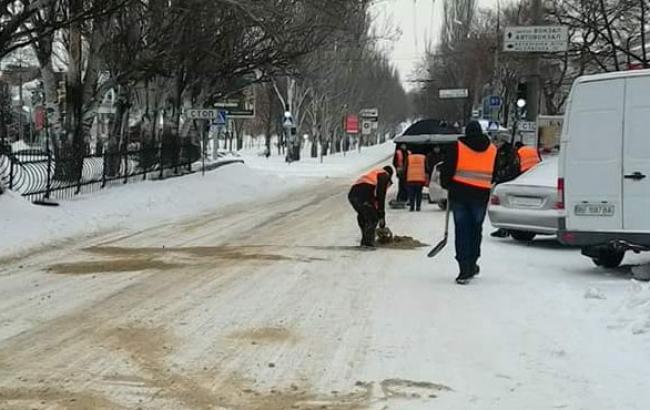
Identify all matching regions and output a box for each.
[560,231,575,244]
[490,195,501,205]
[556,178,565,209]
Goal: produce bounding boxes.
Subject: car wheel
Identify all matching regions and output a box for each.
[437,199,447,210]
[591,249,625,268]
[511,231,536,242]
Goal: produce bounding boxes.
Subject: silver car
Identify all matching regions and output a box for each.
[488,156,560,241]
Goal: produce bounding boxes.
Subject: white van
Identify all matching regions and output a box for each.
[558,69,650,268]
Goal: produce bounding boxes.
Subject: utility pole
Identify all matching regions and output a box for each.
[527,0,542,122]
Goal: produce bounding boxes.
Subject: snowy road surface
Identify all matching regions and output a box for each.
[1,175,650,409]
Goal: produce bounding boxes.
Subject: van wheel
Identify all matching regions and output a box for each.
[511,231,536,242]
[437,200,448,210]
[591,249,625,268]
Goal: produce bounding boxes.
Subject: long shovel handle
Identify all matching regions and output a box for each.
[427,202,451,258]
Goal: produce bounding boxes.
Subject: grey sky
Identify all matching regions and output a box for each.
[370,0,502,89]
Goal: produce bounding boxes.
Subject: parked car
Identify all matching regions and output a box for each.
[558,69,650,268]
[427,161,447,210]
[488,156,560,242]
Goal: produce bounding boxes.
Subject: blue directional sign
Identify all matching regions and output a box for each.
[489,96,503,107]
[212,110,228,126]
[488,121,500,132]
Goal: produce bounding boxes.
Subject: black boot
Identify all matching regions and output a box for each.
[490,229,509,238]
[455,263,474,284]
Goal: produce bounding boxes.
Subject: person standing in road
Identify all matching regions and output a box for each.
[426,145,443,178]
[406,151,427,212]
[348,166,394,248]
[515,141,542,173]
[393,144,409,203]
[490,135,521,238]
[441,121,497,284]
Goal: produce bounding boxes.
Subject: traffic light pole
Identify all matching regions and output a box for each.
[526,0,542,122]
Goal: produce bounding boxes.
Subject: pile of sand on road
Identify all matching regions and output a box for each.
[376,234,428,250]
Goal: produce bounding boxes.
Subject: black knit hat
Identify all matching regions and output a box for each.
[465,120,484,139]
[383,165,394,176]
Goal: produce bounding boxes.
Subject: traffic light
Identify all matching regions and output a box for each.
[516,82,527,109]
[57,80,66,105]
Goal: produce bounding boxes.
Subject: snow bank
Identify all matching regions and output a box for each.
[612,281,650,337]
[0,164,301,259]
[240,142,394,178]
[1,142,393,259]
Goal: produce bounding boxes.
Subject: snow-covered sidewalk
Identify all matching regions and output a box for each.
[0,142,394,259]
[240,142,394,178]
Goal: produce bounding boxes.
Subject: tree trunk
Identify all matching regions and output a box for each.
[642,0,648,67]
[235,119,244,151]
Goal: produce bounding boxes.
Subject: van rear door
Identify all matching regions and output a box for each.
[623,76,650,231]
[564,79,624,232]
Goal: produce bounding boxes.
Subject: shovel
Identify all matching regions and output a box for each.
[427,204,450,258]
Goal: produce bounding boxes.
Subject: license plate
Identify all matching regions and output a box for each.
[510,196,543,208]
[575,203,615,216]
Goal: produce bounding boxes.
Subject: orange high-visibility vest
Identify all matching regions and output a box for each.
[518,146,541,172]
[395,150,404,168]
[354,169,387,186]
[406,153,427,184]
[452,141,497,189]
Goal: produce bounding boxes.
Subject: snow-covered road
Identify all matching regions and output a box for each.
[1,166,650,409]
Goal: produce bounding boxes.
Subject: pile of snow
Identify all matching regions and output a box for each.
[0,164,301,259]
[239,142,394,179]
[606,281,650,338]
[1,142,394,259]
[10,140,34,152]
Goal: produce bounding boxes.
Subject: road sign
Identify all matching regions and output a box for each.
[360,108,379,118]
[487,121,500,132]
[538,115,563,128]
[517,121,538,133]
[213,87,255,118]
[488,96,502,107]
[362,120,374,135]
[345,114,359,134]
[210,110,228,126]
[504,26,568,53]
[439,88,469,99]
[186,109,222,120]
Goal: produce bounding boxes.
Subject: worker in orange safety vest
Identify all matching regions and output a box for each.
[348,166,394,248]
[515,142,542,173]
[405,152,427,212]
[392,144,409,202]
[441,121,497,284]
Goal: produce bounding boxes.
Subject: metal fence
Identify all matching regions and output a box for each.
[0,142,200,201]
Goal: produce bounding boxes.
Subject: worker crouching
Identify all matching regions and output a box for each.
[348,166,394,248]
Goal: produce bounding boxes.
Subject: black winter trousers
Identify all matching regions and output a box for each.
[407,183,424,211]
[451,199,488,274]
[348,187,379,246]
[396,172,408,202]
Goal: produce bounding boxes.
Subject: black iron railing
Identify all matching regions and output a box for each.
[0,142,200,201]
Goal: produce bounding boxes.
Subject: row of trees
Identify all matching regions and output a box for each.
[1,0,410,175]
[411,0,650,124]
[247,4,410,158]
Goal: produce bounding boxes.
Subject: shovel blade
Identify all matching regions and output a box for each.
[427,236,448,258]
